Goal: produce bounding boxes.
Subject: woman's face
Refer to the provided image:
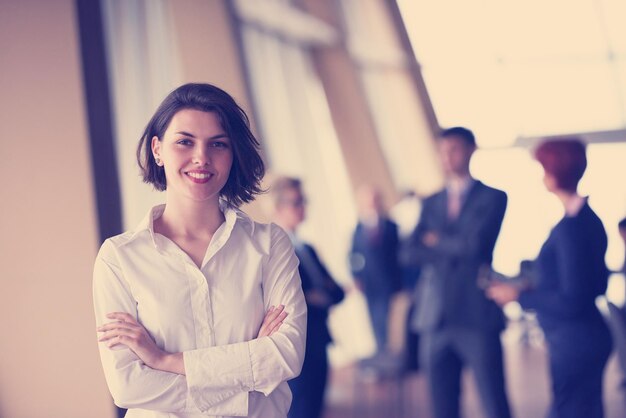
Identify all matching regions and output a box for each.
[542,171,558,194]
[276,188,306,230]
[438,136,474,177]
[152,109,233,203]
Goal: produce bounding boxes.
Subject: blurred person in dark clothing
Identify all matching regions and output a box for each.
[402,127,511,418]
[610,217,626,388]
[489,138,612,418]
[617,218,626,276]
[272,176,345,418]
[391,190,424,372]
[350,185,402,361]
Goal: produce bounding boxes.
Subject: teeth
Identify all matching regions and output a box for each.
[187,172,211,179]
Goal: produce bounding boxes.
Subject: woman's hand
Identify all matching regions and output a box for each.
[97,312,182,374]
[486,283,520,306]
[257,305,288,338]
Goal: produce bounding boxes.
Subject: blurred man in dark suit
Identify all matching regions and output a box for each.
[403,127,511,418]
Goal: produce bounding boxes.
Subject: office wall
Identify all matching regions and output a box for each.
[0,0,113,417]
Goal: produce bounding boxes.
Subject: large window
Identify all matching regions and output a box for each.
[397,0,626,145]
[102,0,181,228]
[234,0,356,282]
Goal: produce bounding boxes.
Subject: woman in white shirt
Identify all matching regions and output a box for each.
[93,83,307,418]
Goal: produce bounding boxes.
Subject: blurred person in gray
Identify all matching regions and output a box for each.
[271,176,345,418]
[402,127,511,418]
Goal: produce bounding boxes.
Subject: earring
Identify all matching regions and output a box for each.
[155,157,162,166]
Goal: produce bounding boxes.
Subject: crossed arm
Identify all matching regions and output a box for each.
[402,192,507,267]
[97,306,289,375]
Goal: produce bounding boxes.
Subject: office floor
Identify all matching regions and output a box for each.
[323,329,626,418]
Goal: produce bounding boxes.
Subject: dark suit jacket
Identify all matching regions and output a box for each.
[518,202,612,417]
[295,243,345,345]
[403,181,507,332]
[518,202,610,336]
[349,218,401,297]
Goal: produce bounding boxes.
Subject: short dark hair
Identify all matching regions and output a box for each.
[439,126,476,147]
[534,138,586,193]
[137,83,265,207]
[618,217,626,230]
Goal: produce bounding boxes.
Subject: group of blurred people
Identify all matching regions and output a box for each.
[276,126,621,418]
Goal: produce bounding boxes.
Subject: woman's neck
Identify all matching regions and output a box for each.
[553,189,585,216]
[157,195,225,239]
[553,189,578,207]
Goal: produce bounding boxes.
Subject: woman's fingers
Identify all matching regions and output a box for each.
[98,327,138,342]
[260,305,282,328]
[97,321,139,332]
[267,312,288,336]
[267,323,282,336]
[105,312,137,324]
[268,310,288,330]
[97,313,140,342]
[264,305,283,322]
[258,305,288,337]
[97,318,141,344]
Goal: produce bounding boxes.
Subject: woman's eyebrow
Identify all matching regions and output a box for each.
[175,131,228,140]
[175,130,195,137]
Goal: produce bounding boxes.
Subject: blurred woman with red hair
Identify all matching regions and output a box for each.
[488,138,612,418]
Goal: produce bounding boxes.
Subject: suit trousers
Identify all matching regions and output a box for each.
[366,294,391,353]
[546,324,612,418]
[419,327,511,418]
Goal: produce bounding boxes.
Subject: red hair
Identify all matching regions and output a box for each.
[534,138,587,193]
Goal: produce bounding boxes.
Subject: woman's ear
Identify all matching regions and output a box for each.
[151,136,161,160]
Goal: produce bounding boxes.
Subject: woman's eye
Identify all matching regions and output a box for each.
[211,141,229,148]
[176,139,192,146]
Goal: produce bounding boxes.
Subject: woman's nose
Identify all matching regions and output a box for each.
[192,146,210,165]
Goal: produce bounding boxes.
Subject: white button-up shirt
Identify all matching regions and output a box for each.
[93,204,307,418]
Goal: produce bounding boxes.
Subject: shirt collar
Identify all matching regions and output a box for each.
[127,200,255,247]
[360,214,380,228]
[446,176,474,195]
[283,229,306,250]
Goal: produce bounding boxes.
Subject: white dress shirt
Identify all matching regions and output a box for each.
[93,203,307,418]
[446,176,474,220]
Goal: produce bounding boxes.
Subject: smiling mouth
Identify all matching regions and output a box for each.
[186,172,211,179]
[185,171,213,183]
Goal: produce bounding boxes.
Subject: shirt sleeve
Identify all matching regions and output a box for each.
[93,241,195,413]
[183,224,307,412]
[399,198,437,267]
